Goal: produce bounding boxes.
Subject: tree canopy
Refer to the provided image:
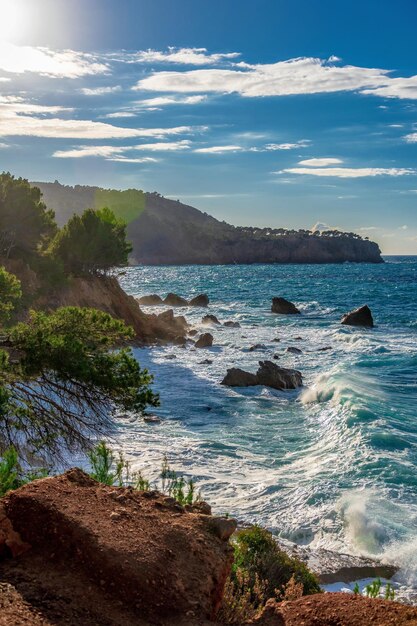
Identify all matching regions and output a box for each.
[51,207,132,275]
[0,172,56,259]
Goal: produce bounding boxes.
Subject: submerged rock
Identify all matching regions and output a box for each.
[164,292,189,307]
[202,314,221,325]
[286,346,302,354]
[138,294,164,305]
[248,343,267,352]
[195,333,213,348]
[222,361,302,390]
[341,304,374,327]
[223,320,241,328]
[189,294,209,307]
[271,297,301,315]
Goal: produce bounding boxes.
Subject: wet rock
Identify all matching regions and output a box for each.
[195,333,213,348]
[318,346,332,351]
[189,294,209,307]
[248,343,267,352]
[138,294,164,305]
[221,368,258,387]
[164,353,177,359]
[294,336,303,341]
[271,297,301,315]
[223,321,241,328]
[199,359,213,365]
[272,337,281,342]
[222,362,302,390]
[286,346,302,354]
[163,293,189,307]
[188,329,198,336]
[273,354,280,360]
[341,304,374,327]
[256,360,302,390]
[172,335,187,346]
[202,314,221,325]
[143,415,161,424]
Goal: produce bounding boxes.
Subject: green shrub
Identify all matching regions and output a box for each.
[0,447,49,496]
[232,525,321,603]
[88,441,125,486]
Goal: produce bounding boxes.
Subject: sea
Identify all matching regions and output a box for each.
[117,257,417,599]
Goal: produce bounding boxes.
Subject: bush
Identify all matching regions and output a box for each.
[232,526,321,602]
[0,447,49,496]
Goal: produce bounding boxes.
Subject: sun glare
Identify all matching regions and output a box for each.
[0,0,25,42]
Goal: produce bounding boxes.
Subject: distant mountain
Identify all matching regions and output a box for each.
[34,181,383,265]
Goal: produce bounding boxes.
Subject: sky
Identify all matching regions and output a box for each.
[0,0,416,253]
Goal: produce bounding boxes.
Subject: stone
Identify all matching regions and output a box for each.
[256,361,303,390]
[138,294,164,305]
[223,321,241,328]
[248,344,266,352]
[221,368,258,387]
[271,297,301,315]
[209,517,237,542]
[195,333,213,348]
[163,293,189,307]
[286,346,302,354]
[189,294,209,307]
[341,305,374,327]
[202,314,220,325]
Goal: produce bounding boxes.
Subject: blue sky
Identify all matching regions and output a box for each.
[0,0,416,253]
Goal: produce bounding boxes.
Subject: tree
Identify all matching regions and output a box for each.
[0,173,56,259]
[0,269,158,462]
[51,207,132,275]
[0,267,22,324]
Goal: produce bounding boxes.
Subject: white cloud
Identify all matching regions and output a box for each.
[131,47,240,66]
[0,42,107,78]
[103,112,137,118]
[358,226,378,231]
[404,132,417,143]
[53,140,192,159]
[131,95,207,107]
[194,145,243,153]
[106,157,159,164]
[298,157,343,166]
[250,140,310,151]
[399,225,408,230]
[135,55,417,100]
[81,86,122,96]
[311,222,333,232]
[281,166,416,178]
[0,142,9,149]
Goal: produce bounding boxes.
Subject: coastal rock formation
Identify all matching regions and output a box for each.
[222,361,302,390]
[224,320,241,328]
[164,292,189,307]
[189,294,209,307]
[202,314,221,325]
[195,333,214,348]
[250,593,417,626]
[341,304,374,327]
[35,182,384,265]
[271,297,301,315]
[138,294,163,305]
[2,469,236,624]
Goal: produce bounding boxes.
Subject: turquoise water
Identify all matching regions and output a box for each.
[118,257,417,591]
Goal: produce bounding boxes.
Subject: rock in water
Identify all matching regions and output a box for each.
[256,361,302,389]
[271,297,301,315]
[221,368,258,387]
[222,361,302,390]
[195,333,213,348]
[223,320,241,328]
[286,346,302,354]
[163,292,189,307]
[202,314,221,325]
[189,294,209,307]
[341,304,374,327]
[138,294,164,305]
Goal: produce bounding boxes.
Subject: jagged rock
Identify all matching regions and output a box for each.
[163,293,189,307]
[256,361,302,389]
[3,470,235,623]
[221,368,258,387]
[138,294,164,305]
[271,297,301,315]
[189,294,209,307]
[188,329,198,336]
[195,333,213,348]
[224,321,241,328]
[202,314,220,325]
[341,304,374,327]
[286,346,302,354]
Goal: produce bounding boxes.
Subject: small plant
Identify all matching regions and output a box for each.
[352,578,395,601]
[385,583,395,601]
[280,574,304,602]
[88,441,126,486]
[364,578,382,598]
[160,455,200,505]
[217,569,269,624]
[132,470,150,491]
[0,447,49,496]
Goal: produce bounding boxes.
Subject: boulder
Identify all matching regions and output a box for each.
[221,368,258,387]
[138,294,164,305]
[157,309,188,335]
[256,361,302,390]
[199,359,213,365]
[271,297,300,315]
[195,333,213,348]
[189,294,209,307]
[248,344,267,352]
[188,329,198,336]
[286,346,302,354]
[202,314,221,325]
[223,321,241,328]
[163,293,189,307]
[3,469,236,623]
[341,305,374,327]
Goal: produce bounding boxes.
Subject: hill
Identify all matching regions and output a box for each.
[34,181,383,265]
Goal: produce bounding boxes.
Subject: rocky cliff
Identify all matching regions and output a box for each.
[34,181,383,265]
